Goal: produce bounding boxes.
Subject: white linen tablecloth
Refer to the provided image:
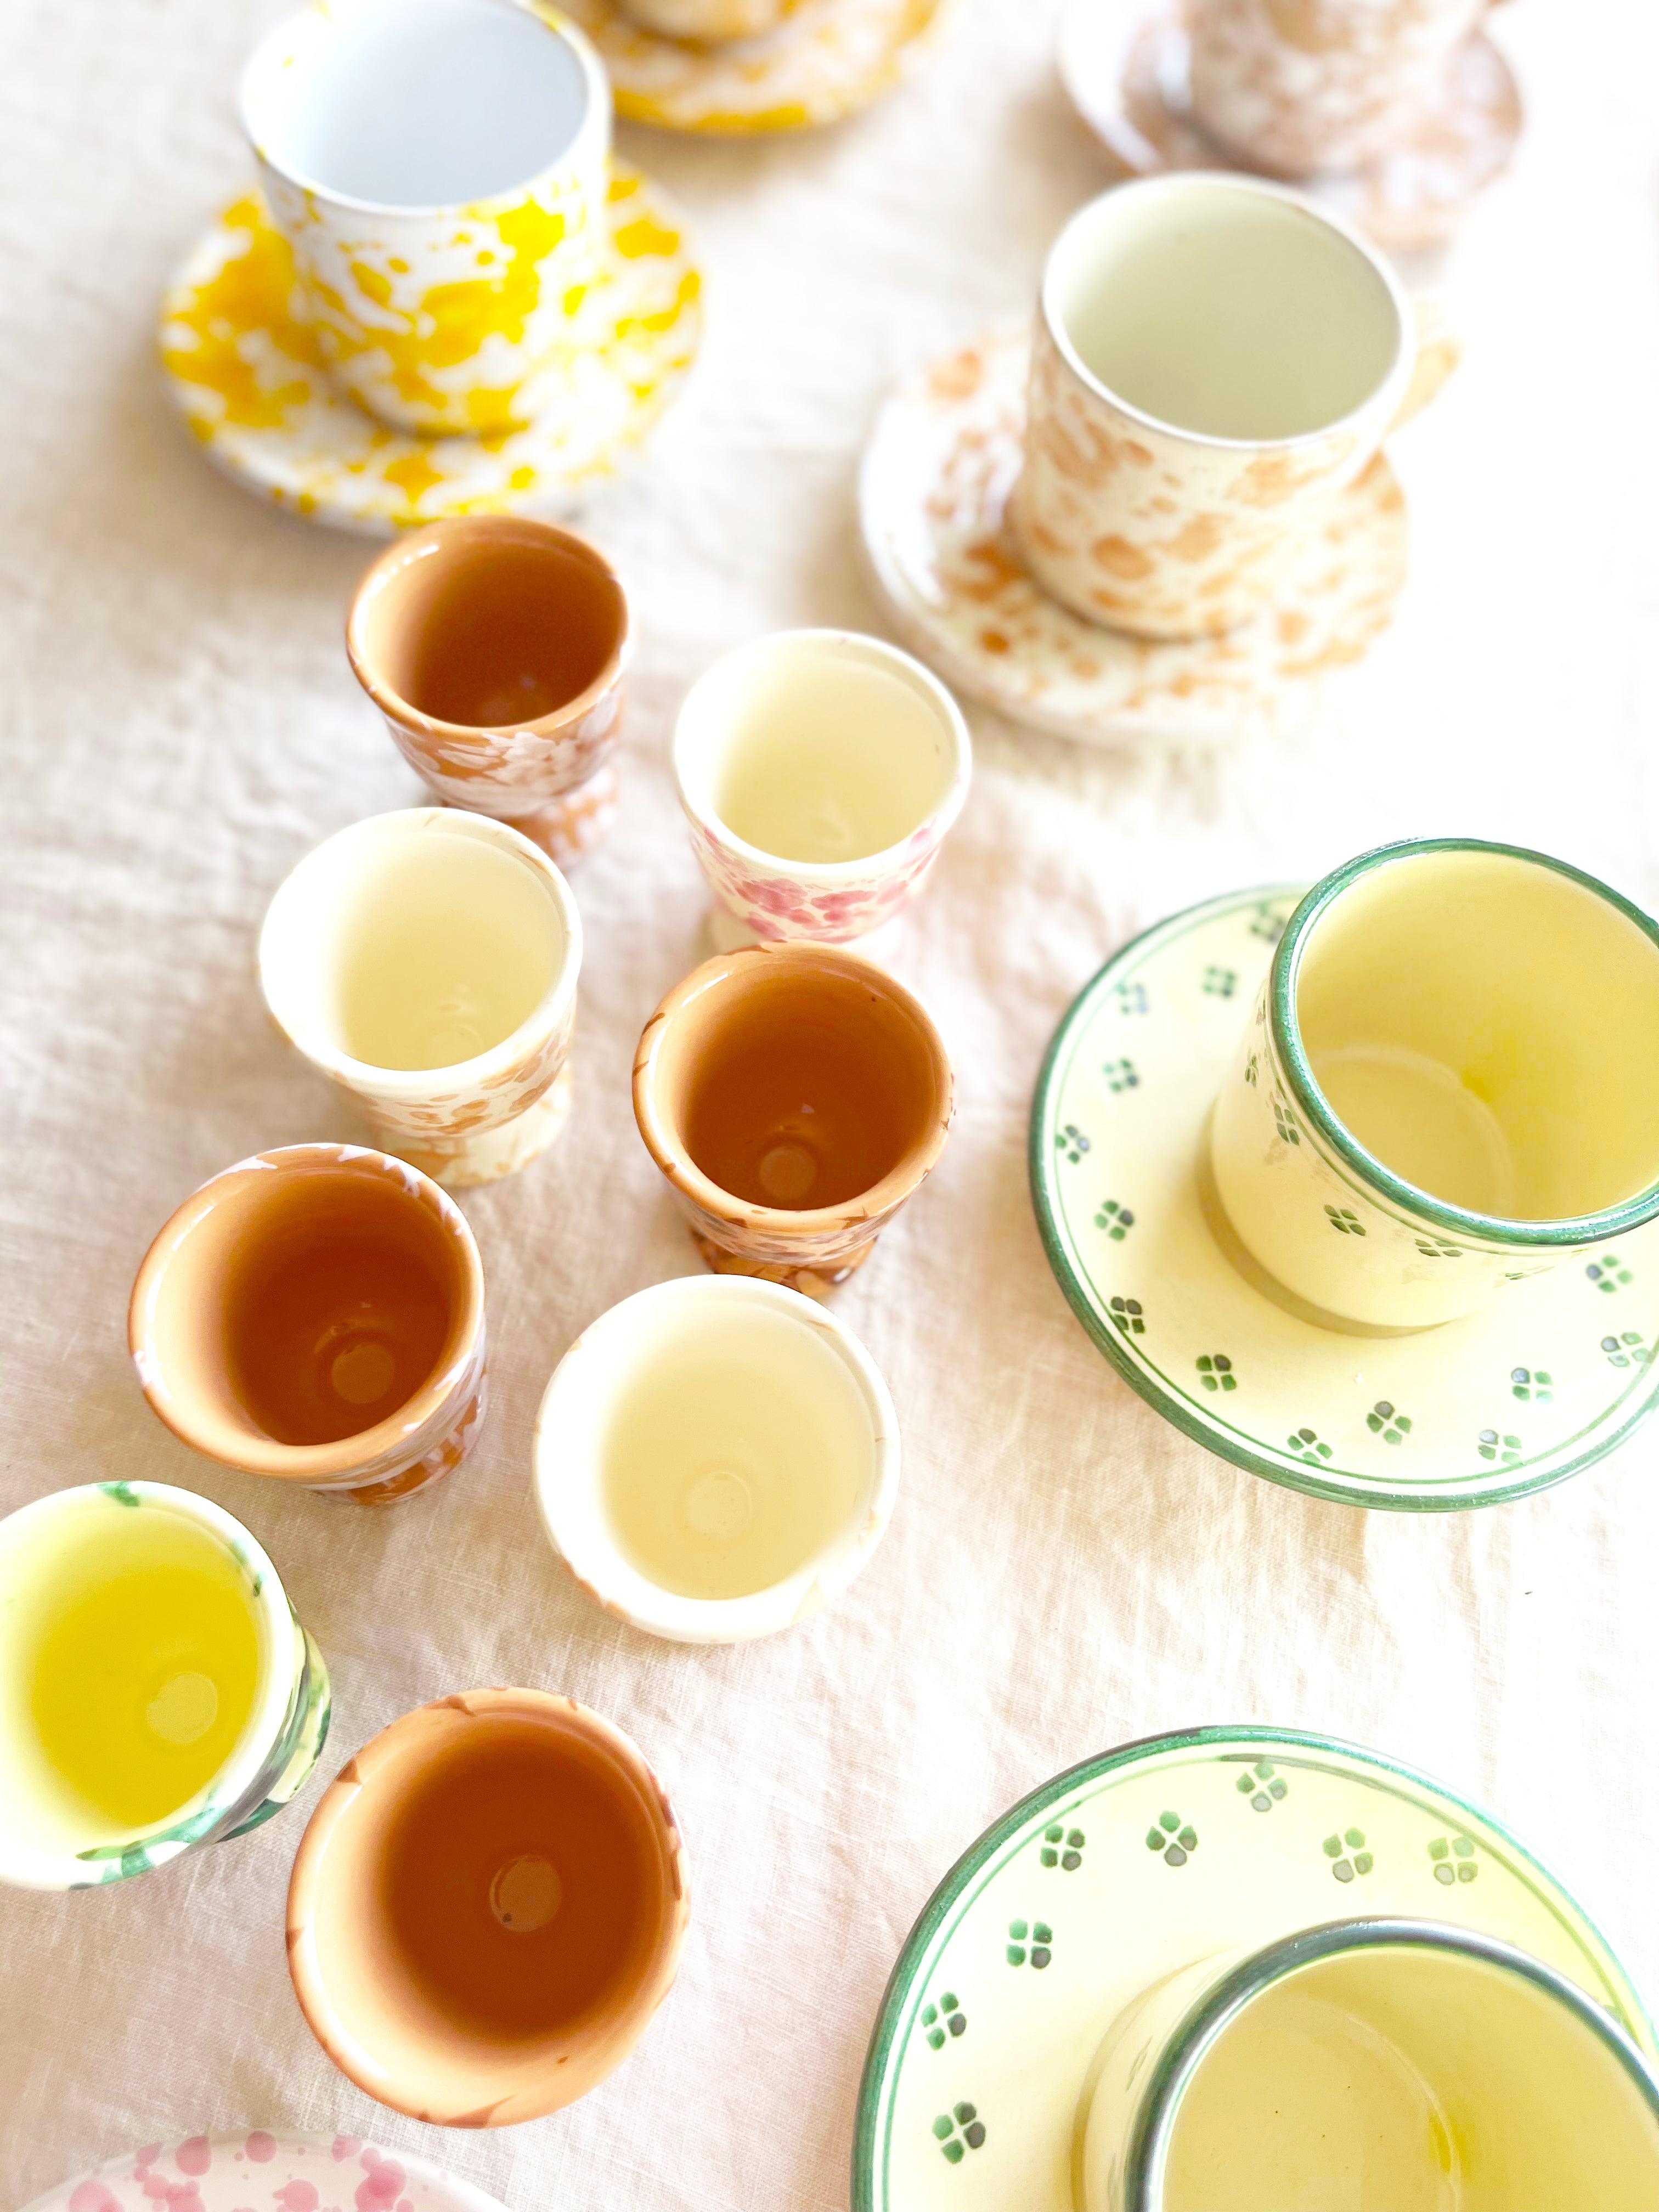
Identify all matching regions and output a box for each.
[4,0,1658,2202]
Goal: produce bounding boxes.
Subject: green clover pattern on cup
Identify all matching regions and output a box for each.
[1367,1401,1411,1443]
[1094,1199,1134,1241]
[1587,1253,1633,1294]
[1430,1835,1479,1884]
[920,1993,966,2050]
[1236,1759,1288,1811]
[933,2103,985,2164]
[1040,1822,1085,1870]
[1324,1827,1374,1881]
[1007,1918,1052,1968]
[1145,1811,1197,1867]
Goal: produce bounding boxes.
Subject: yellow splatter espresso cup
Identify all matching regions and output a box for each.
[240,0,610,437]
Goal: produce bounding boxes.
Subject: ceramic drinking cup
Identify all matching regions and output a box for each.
[0,1482,330,1891]
[1081,1918,1659,2210]
[614,0,786,44]
[130,1143,487,1506]
[673,630,972,953]
[633,942,954,1296]
[240,0,610,436]
[533,1276,900,1643]
[287,1687,689,2126]
[347,518,630,869]
[1187,0,1490,179]
[261,809,583,1186]
[1209,839,1659,1329]
[1011,174,1455,640]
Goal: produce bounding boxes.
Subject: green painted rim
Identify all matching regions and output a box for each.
[1125,1917,1659,2208]
[850,1725,1658,2212]
[1272,838,1659,1248]
[1028,884,1659,1511]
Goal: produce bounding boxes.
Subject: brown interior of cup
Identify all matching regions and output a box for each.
[642,949,953,1216]
[352,519,626,733]
[291,1695,684,2124]
[134,1150,477,1475]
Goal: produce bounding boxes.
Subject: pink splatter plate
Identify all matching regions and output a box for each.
[20,2132,509,2212]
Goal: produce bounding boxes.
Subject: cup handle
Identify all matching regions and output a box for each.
[1389,297,1462,434]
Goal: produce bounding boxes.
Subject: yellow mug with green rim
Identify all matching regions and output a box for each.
[1210,838,1659,1329]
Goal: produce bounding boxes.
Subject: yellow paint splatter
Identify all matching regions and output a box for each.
[382,452,444,503]
[159,199,319,431]
[613,216,678,260]
[509,465,537,490]
[617,268,699,337]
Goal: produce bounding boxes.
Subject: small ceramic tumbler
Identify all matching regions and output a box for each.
[130,1144,486,1507]
[533,1276,901,1644]
[261,809,582,1186]
[633,942,953,1296]
[239,0,610,436]
[1187,0,1490,179]
[616,0,785,42]
[1082,1919,1659,2210]
[1011,174,1457,640]
[287,1688,689,2126]
[347,518,629,870]
[0,1482,330,1890]
[673,630,971,954]
[1210,839,1659,1329]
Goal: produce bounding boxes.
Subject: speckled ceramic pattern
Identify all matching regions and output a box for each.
[853,1726,1659,2212]
[1029,885,1659,1509]
[1059,0,1522,252]
[558,0,947,132]
[159,171,702,535]
[1186,0,1486,178]
[20,2130,510,2212]
[860,324,1408,744]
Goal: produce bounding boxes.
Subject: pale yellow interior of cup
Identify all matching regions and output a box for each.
[1164,1945,1659,2211]
[1296,850,1659,1221]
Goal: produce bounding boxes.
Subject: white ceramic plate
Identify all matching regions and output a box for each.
[1029,883,1659,1508]
[20,2132,509,2212]
[853,1725,1657,2211]
[859,324,1408,747]
[159,167,701,537]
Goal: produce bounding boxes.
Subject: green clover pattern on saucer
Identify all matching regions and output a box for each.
[853,1726,1657,2211]
[1030,885,1659,1508]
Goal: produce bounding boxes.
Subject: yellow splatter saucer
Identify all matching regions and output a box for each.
[859,323,1409,747]
[159,168,702,535]
[558,0,945,133]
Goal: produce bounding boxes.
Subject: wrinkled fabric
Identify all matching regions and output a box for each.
[3,0,1658,2204]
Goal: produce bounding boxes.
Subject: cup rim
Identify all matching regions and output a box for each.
[285,1686,690,2125]
[633,943,956,1231]
[128,1143,486,1484]
[238,0,610,222]
[1040,173,1413,455]
[259,809,583,1101]
[1124,1914,1659,2210]
[532,1275,902,1644]
[1271,836,1659,1247]
[0,1480,300,1891]
[345,517,631,746]
[671,628,973,887]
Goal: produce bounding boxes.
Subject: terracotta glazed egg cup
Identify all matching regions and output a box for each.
[287,1688,689,2128]
[347,517,630,869]
[129,1143,486,1507]
[633,942,954,1297]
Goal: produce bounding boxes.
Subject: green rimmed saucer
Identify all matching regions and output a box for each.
[852,1725,1657,2211]
[1029,884,1659,1509]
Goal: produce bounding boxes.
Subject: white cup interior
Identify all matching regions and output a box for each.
[534,1278,895,1642]
[1046,180,1404,443]
[261,814,574,1079]
[242,0,592,209]
[0,1487,287,1876]
[1159,1940,1659,2211]
[675,632,966,868]
[1294,849,1659,1221]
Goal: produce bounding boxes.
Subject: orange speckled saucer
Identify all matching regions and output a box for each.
[858,323,1409,748]
[559,0,946,132]
[1058,0,1521,254]
[159,166,701,535]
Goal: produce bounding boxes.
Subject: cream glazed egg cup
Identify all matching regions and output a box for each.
[674,630,971,957]
[347,518,630,871]
[533,1276,900,1644]
[0,1482,331,1889]
[131,1144,487,1508]
[261,809,582,1187]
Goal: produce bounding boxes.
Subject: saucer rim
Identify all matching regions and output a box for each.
[1028,883,1659,1510]
[19,2130,511,2212]
[850,1722,1658,2212]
